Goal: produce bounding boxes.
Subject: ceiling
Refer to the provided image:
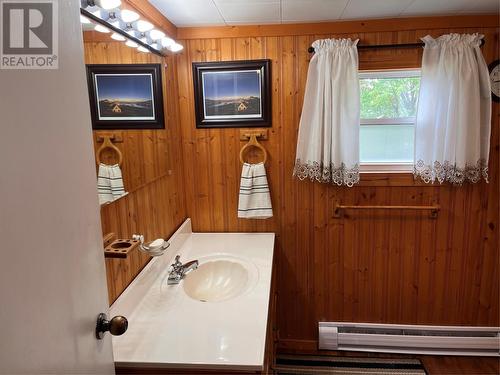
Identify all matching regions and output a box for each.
[148,0,499,27]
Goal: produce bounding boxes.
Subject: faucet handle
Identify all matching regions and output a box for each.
[132,234,144,243]
[171,255,182,270]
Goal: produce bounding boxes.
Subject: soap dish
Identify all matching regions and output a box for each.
[104,239,140,259]
[139,247,167,257]
[137,239,169,257]
[132,234,170,257]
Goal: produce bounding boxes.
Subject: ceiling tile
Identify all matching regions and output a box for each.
[282,0,349,22]
[149,0,499,27]
[341,0,414,19]
[459,0,499,13]
[401,0,470,15]
[214,0,280,24]
[148,0,225,26]
[215,0,278,3]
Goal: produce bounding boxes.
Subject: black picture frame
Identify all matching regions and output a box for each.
[86,64,164,130]
[192,59,271,128]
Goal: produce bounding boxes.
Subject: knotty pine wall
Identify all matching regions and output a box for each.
[175,16,500,351]
[84,41,187,303]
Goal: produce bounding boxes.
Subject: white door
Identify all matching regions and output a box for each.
[0,0,115,374]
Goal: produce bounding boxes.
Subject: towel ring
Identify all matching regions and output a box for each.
[96,136,123,167]
[239,135,267,165]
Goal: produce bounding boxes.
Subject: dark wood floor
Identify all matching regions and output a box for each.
[419,355,499,375]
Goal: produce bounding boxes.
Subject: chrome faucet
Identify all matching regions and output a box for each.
[167,255,199,285]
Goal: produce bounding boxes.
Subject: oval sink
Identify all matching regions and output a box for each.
[183,260,249,302]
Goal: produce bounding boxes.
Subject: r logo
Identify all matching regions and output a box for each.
[1,0,58,69]
[2,2,52,54]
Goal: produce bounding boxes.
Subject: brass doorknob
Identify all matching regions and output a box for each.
[96,313,128,339]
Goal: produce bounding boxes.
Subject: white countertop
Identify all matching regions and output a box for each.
[110,219,275,371]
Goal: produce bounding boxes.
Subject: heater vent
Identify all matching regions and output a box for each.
[319,322,500,356]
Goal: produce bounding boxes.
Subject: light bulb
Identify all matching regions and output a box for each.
[168,43,183,52]
[161,37,174,48]
[120,9,139,23]
[137,46,150,53]
[136,20,154,32]
[94,24,110,33]
[125,40,138,48]
[126,29,139,38]
[111,33,126,41]
[93,0,121,10]
[92,9,105,19]
[80,15,91,24]
[149,29,165,40]
[109,19,121,28]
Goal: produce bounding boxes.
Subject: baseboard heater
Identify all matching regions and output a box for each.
[319,322,500,356]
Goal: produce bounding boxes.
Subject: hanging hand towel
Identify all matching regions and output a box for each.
[238,163,273,219]
[109,164,125,198]
[97,163,126,205]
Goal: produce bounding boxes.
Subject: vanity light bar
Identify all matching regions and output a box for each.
[80,8,160,55]
[80,8,179,56]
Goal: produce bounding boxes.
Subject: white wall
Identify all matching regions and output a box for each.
[0,1,114,373]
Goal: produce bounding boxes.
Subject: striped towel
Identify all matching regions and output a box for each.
[98,163,126,205]
[238,162,273,219]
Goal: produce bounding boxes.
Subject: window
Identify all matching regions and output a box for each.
[359,69,421,172]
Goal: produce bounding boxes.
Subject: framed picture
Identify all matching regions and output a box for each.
[86,64,164,130]
[192,59,271,128]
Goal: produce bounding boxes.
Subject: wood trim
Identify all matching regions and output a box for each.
[123,0,177,39]
[177,14,499,39]
[359,173,433,187]
[278,339,318,352]
[116,367,261,374]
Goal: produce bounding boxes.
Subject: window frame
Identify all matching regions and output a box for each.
[359,68,421,173]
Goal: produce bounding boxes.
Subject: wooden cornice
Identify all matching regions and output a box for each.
[177,14,499,40]
[123,0,177,39]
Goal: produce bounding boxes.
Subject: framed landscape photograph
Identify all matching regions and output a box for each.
[86,64,164,129]
[192,59,271,128]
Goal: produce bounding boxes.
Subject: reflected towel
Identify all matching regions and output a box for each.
[238,162,273,219]
[98,163,125,205]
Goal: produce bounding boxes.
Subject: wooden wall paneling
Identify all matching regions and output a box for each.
[191,39,213,230]
[99,173,187,303]
[480,28,500,325]
[205,38,226,231]
[280,34,299,338]
[220,38,238,232]
[295,35,315,337]
[261,35,281,235]
[175,18,499,351]
[249,36,268,233]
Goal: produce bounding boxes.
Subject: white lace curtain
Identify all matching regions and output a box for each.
[293,38,360,187]
[414,33,491,185]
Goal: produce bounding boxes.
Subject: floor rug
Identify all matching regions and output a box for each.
[275,355,427,375]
